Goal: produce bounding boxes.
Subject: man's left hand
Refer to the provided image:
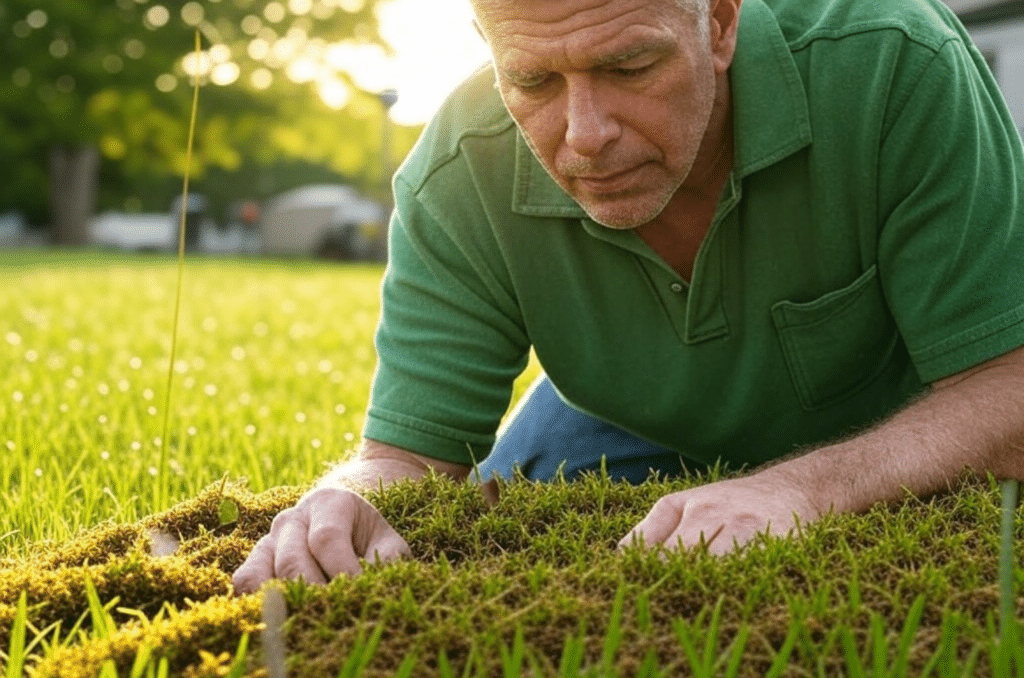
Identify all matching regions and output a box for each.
[618,472,823,556]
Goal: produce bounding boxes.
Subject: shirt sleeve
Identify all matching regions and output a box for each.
[878,37,1024,384]
[362,174,530,465]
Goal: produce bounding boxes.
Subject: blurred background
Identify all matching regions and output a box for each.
[0,0,1020,261]
[0,0,490,261]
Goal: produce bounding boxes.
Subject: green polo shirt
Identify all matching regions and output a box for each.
[363,0,1024,468]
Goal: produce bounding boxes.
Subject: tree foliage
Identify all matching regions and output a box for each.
[0,0,420,224]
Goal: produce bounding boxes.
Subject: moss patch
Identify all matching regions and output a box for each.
[3,469,1021,676]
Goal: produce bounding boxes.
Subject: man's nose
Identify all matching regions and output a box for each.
[564,78,620,157]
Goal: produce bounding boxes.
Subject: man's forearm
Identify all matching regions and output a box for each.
[314,438,473,494]
[763,346,1024,517]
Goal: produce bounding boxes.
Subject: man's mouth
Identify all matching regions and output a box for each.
[573,164,647,194]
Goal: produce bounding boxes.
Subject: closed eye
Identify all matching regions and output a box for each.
[608,63,655,78]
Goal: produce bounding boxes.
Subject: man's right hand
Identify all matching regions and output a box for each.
[232,486,411,594]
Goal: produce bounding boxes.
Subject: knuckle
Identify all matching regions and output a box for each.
[306,522,344,554]
[274,558,309,582]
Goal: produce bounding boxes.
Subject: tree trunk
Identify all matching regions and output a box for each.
[49,144,100,247]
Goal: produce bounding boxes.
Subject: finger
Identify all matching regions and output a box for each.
[232,535,277,595]
[306,494,363,578]
[363,529,412,567]
[272,517,329,585]
[352,493,411,566]
[618,494,686,550]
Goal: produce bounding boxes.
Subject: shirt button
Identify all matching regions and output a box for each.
[669,282,684,293]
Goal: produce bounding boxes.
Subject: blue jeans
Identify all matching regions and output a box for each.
[475,374,710,484]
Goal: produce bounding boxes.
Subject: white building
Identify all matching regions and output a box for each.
[946,0,1024,134]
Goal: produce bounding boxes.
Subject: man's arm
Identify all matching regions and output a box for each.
[775,344,1024,516]
[318,439,473,492]
[620,345,1024,554]
[232,440,473,593]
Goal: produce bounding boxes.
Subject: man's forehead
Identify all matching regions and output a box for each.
[472,0,679,36]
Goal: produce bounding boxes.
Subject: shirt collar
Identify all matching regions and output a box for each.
[511,0,812,217]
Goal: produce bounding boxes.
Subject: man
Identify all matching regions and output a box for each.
[233,0,1024,593]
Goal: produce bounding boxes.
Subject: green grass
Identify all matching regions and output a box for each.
[1,251,1022,677]
[0,251,390,552]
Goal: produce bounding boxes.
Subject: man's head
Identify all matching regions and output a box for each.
[472,0,742,229]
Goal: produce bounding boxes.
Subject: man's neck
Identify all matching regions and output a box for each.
[637,77,735,281]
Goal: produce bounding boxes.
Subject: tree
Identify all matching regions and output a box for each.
[0,0,413,243]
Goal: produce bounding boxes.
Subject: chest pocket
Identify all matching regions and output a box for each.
[771,265,899,411]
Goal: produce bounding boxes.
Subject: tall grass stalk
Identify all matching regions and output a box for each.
[157,29,202,513]
[998,478,1020,675]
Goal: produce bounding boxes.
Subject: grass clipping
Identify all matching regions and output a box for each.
[1,469,1020,676]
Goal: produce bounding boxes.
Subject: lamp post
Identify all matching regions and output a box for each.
[375,88,398,261]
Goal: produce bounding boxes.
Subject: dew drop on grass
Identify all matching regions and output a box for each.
[334,404,346,415]
[97,382,110,396]
[24,350,37,362]
[311,438,321,449]
[143,389,154,401]
[64,378,78,390]
[100,450,109,460]
[204,384,218,396]
[238,392,252,405]
[68,338,83,352]
[131,441,142,451]
[202,317,218,332]
[59,403,69,412]
[344,432,354,442]
[148,467,158,477]
[184,377,196,389]
[97,415,108,424]
[174,359,189,374]
[245,424,256,435]
[34,468,42,478]
[12,391,23,402]
[294,412,306,423]
[5,331,21,346]
[118,379,130,392]
[71,365,83,378]
[188,426,198,436]
[147,406,157,416]
[317,359,332,373]
[253,321,268,337]
[5,441,15,451]
[231,346,246,361]
[129,357,142,369]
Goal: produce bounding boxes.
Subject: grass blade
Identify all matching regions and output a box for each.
[226,633,250,678]
[839,626,866,678]
[600,583,627,675]
[4,591,27,678]
[891,593,926,676]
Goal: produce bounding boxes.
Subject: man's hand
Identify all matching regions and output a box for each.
[232,486,411,594]
[618,472,822,556]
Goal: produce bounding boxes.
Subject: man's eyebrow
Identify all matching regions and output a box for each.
[591,41,673,68]
[502,66,550,82]
[499,39,674,80]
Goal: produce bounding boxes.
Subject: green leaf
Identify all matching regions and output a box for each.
[218,498,240,526]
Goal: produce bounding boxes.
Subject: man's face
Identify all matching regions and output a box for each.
[477,0,719,230]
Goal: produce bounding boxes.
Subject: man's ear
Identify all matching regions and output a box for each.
[709,0,742,74]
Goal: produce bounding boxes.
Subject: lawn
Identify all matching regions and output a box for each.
[1,250,1022,677]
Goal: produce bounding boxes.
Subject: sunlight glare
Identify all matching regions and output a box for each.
[355,0,491,125]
